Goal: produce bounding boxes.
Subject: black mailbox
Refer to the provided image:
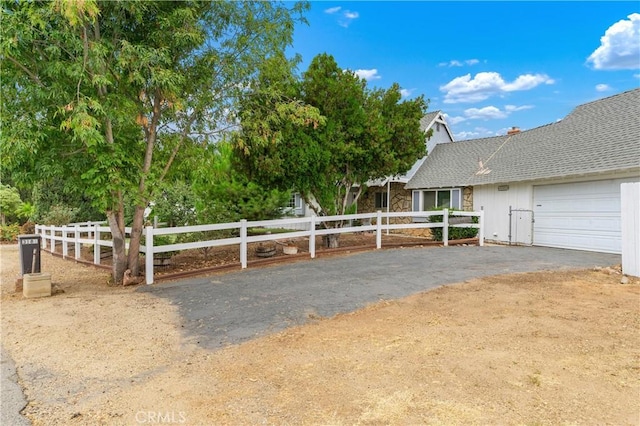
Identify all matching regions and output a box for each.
[18,234,41,275]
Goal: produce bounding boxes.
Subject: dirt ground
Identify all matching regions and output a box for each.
[1,244,639,425]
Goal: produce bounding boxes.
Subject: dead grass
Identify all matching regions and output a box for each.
[1,245,639,425]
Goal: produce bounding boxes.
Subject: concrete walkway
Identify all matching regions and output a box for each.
[1,346,31,426]
[140,245,620,350]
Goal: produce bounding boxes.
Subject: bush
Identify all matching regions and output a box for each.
[0,224,21,242]
[40,205,77,226]
[20,221,36,235]
[429,211,479,241]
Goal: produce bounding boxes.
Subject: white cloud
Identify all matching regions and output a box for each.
[443,113,466,125]
[587,13,640,70]
[504,104,533,112]
[400,88,414,98]
[635,73,640,78]
[438,59,480,68]
[354,69,381,81]
[338,10,359,27]
[457,104,534,121]
[440,72,555,103]
[595,83,612,92]
[325,6,359,27]
[464,106,507,120]
[454,131,481,140]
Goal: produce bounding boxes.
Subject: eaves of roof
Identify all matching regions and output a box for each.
[406,88,640,189]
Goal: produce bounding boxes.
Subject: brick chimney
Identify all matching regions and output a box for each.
[507,126,521,136]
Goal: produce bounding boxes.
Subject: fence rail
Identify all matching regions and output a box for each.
[35,209,484,284]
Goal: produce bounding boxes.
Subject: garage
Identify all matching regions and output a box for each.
[533,179,629,254]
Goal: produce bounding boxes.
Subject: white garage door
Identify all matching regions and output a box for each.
[533,179,628,254]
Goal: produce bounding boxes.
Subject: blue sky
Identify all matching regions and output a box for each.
[288,1,640,140]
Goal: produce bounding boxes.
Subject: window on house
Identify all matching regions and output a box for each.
[374,192,388,209]
[412,188,461,211]
[287,193,304,215]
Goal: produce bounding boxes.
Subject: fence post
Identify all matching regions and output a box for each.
[240,219,248,269]
[62,226,68,258]
[478,210,485,247]
[443,208,449,247]
[94,225,101,265]
[36,225,44,250]
[376,210,382,249]
[310,215,316,259]
[145,226,154,285]
[74,225,81,260]
[50,225,55,253]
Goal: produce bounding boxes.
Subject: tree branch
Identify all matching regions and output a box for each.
[5,56,44,87]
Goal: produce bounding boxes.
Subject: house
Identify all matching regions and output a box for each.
[406,88,640,254]
[359,111,455,218]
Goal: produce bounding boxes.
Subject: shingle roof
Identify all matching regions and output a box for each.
[419,111,441,132]
[406,88,640,189]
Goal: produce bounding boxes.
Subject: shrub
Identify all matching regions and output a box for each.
[0,224,21,242]
[40,205,77,226]
[20,221,36,235]
[428,211,479,241]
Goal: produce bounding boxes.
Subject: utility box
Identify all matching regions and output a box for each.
[23,272,52,298]
[18,234,41,275]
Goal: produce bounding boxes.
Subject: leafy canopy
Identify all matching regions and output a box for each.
[235,53,429,217]
[1,0,311,280]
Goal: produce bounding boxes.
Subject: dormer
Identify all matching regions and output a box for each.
[420,111,455,154]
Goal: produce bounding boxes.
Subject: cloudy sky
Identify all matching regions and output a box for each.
[289,2,639,140]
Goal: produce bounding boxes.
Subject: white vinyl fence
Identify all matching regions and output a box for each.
[35,209,484,285]
[621,183,640,277]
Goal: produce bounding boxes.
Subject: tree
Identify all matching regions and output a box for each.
[1,1,310,283]
[193,141,291,224]
[0,183,24,225]
[235,54,428,246]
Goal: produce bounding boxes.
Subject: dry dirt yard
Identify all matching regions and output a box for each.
[1,244,639,425]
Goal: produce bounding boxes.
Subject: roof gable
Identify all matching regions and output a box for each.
[406,89,640,189]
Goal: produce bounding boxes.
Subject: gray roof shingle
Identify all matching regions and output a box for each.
[406,88,640,189]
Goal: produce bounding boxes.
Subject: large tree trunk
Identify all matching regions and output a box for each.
[127,205,146,277]
[323,233,340,248]
[107,210,127,285]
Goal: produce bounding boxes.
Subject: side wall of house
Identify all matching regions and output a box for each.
[426,122,454,154]
[473,183,534,244]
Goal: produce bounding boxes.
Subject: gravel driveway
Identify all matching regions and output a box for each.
[139,245,620,350]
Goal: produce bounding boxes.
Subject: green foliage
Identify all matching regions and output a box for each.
[429,211,479,241]
[39,205,77,226]
[0,183,24,225]
[149,182,196,227]
[0,224,21,242]
[31,178,103,224]
[1,0,310,280]
[234,53,428,221]
[193,142,291,223]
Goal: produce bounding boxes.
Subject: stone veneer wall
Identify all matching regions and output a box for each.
[359,185,475,238]
[360,183,432,237]
[463,186,473,211]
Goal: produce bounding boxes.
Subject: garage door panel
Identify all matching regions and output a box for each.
[533,179,629,254]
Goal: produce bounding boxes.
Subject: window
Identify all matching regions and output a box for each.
[412,188,461,211]
[287,193,304,215]
[375,192,388,209]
